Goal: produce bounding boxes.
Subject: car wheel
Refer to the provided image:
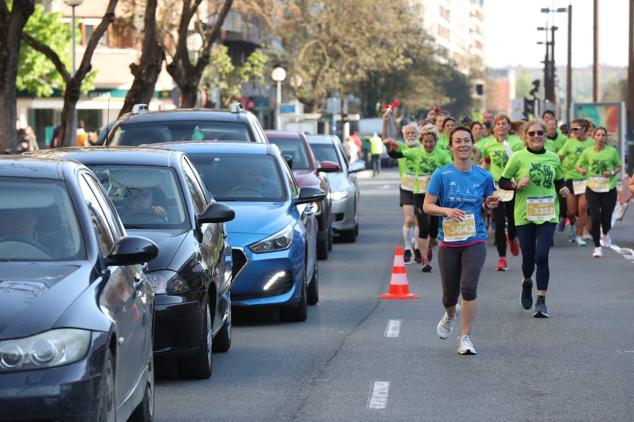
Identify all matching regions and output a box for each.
[129,351,154,422]
[317,231,329,260]
[97,350,115,422]
[212,306,231,353]
[178,299,213,379]
[339,228,356,243]
[307,263,319,305]
[354,222,359,236]
[327,225,333,251]
[280,273,307,322]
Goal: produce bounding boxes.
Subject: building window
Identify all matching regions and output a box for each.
[81,23,108,47]
[440,6,450,21]
[438,26,450,41]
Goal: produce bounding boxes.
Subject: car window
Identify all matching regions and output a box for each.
[82,173,125,241]
[90,165,189,230]
[310,143,341,167]
[79,175,116,256]
[189,154,287,202]
[181,157,209,213]
[0,177,85,261]
[267,137,311,170]
[249,115,268,143]
[111,122,253,145]
[279,156,299,198]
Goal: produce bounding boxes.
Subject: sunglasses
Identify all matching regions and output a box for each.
[570,127,582,132]
[527,130,544,137]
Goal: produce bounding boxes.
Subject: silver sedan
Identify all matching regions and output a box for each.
[307,135,365,242]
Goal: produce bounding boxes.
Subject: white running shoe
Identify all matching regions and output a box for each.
[436,304,461,339]
[574,236,587,246]
[457,335,477,355]
[600,234,612,247]
[592,247,602,258]
[581,231,592,241]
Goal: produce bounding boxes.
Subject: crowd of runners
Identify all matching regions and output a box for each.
[381,106,631,356]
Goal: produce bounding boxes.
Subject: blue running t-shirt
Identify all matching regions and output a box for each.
[427,163,495,245]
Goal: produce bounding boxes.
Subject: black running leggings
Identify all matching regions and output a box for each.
[438,242,487,307]
[516,223,556,291]
[494,198,517,257]
[413,194,431,238]
[585,188,617,247]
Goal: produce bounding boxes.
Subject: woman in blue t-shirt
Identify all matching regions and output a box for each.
[423,126,499,355]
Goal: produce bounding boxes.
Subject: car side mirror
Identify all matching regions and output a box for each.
[294,186,325,205]
[283,154,293,169]
[106,236,159,267]
[318,160,341,173]
[348,160,366,173]
[198,202,235,224]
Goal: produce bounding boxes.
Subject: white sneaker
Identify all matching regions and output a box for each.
[574,236,587,246]
[581,231,592,241]
[436,304,461,339]
[457,335,477,355]
[592,247,602,258]
[600,234,612,247]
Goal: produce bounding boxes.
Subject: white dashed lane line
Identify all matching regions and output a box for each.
[384,319,402,338]
[609,244,634,263]
[367,381,390,409]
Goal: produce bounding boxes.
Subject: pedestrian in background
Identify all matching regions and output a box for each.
[369,132,383,177]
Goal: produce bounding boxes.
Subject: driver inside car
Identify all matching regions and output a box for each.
[0,208,49,258]
[123,187,167,220]
[238,166,279,198]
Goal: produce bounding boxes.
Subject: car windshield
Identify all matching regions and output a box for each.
[267,137,312,170]
[0,178,85,261]
[189,154,286,202]
[89,165,189,230]
[309,143,341,167]
[111,122,253,145]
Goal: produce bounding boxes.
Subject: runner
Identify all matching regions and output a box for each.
[423,126,499,355]
[385,124,451,272]
[544,114,569,230]
[436,117,456,153]
[498,120,570,318]
[575,126,622,257]
[383,107,421,264]
[479,114,523,271]
[558,118,594,246]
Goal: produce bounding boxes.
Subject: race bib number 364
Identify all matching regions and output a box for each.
[526,196,556,221]
[442,213,476,242]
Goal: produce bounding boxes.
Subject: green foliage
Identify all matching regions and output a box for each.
[18,4,96,97]
[202,45,269,107]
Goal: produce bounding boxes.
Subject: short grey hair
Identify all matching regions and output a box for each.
[402,122,420,136]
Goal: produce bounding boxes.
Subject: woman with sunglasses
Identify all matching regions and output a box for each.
[424,126,499,355]
[575,127,622,257]
[498,120,570,318]
[558,119,595,246]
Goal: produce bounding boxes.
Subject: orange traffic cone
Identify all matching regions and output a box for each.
[378,247,419,300]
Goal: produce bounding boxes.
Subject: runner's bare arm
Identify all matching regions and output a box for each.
[423,192,466,221]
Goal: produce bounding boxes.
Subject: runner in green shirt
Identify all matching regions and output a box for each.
[436,117,456,153]
[498,120,570,318]
[558,118,595,246]
[543,110,569,230]
[575,126,622,257]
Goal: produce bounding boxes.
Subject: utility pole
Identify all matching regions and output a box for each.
[566,4,572,123]
[628,0,634,175]
[593,0,599,102]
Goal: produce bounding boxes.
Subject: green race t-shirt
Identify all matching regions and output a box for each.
[480,137,524,181]
[558,137,594,180]
[502,149,564,226]
[545,139,556,153]
[436,133,450,152]
[549,130,568,152]
[397,143,419,191]
[576,145,622,190]
[400,147,452,193]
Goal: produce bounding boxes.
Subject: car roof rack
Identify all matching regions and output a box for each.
[230,102,245,113]
[132,104,148,115]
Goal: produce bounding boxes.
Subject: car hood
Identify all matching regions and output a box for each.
[126,229,188,271]
[292,169,320,188]
[0,263,89,338]
[226,202,292,240]
[326,172,349,192]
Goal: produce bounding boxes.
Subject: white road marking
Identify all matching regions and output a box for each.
[368,381,390,409]
[609,244,634,262]
[384,319,402,338]
[616,350,634,354]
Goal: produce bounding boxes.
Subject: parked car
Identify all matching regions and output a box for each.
[156,142,324,321]
[104,103,268,145]
[31,147,235,379]
[265,131,339,260]
[0,156,158,421]
[307,135,366,242]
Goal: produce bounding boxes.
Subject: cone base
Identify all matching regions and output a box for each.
[378,293,419,300]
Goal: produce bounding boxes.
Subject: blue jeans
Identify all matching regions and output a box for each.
[516,223,556,291]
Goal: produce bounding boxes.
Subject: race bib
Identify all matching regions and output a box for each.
[572,179,587,195]
[401,173,415,191]
[416,175,431,193]
[493,187,514,202]
[587,176,609,193]
[526,196,556,221]
[442,213,476,242]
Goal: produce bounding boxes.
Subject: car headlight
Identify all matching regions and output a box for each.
[249,225,293,253]
[146,270,188,294]
[0,329,91,372]
[331,190,349,201]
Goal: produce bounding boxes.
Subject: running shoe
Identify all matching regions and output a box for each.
[520,278,533,310]
[614,202,629,222]
[592,247,602,258]
[436,304,461,339]
[557,217,566,232]
[421,263,432,272]
[507,234,520,256]
[404,249,413,264]
[573,236,587,246]
[457,335,477,355]
[495,257,508,271]
[413,248,422,263]
[600,234,612,247]
[581,230,592,241]
[568,224,577,242]
[533,297,548,318]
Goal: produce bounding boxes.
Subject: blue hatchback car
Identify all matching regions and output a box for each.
[157,142,324,322]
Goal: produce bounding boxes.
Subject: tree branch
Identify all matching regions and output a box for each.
[196,0,233,74]
[0,0,8,17]
[76,0,119,80]
[21,33,71,82]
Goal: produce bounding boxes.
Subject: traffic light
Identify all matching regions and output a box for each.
[529,79,540,98]
[523,97,535,119]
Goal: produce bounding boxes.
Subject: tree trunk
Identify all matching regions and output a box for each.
[0,1,35,154]
[59,77,81,147]
[118,0,163,117]
[178,77,201,108]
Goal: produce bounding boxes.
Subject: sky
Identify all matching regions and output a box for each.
[484,0,629,68]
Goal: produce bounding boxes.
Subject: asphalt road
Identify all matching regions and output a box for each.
[155,168,634,422]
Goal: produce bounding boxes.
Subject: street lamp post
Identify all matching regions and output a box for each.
[271,67,286,131]
[539,7,568,114]
[64,0,84,146]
